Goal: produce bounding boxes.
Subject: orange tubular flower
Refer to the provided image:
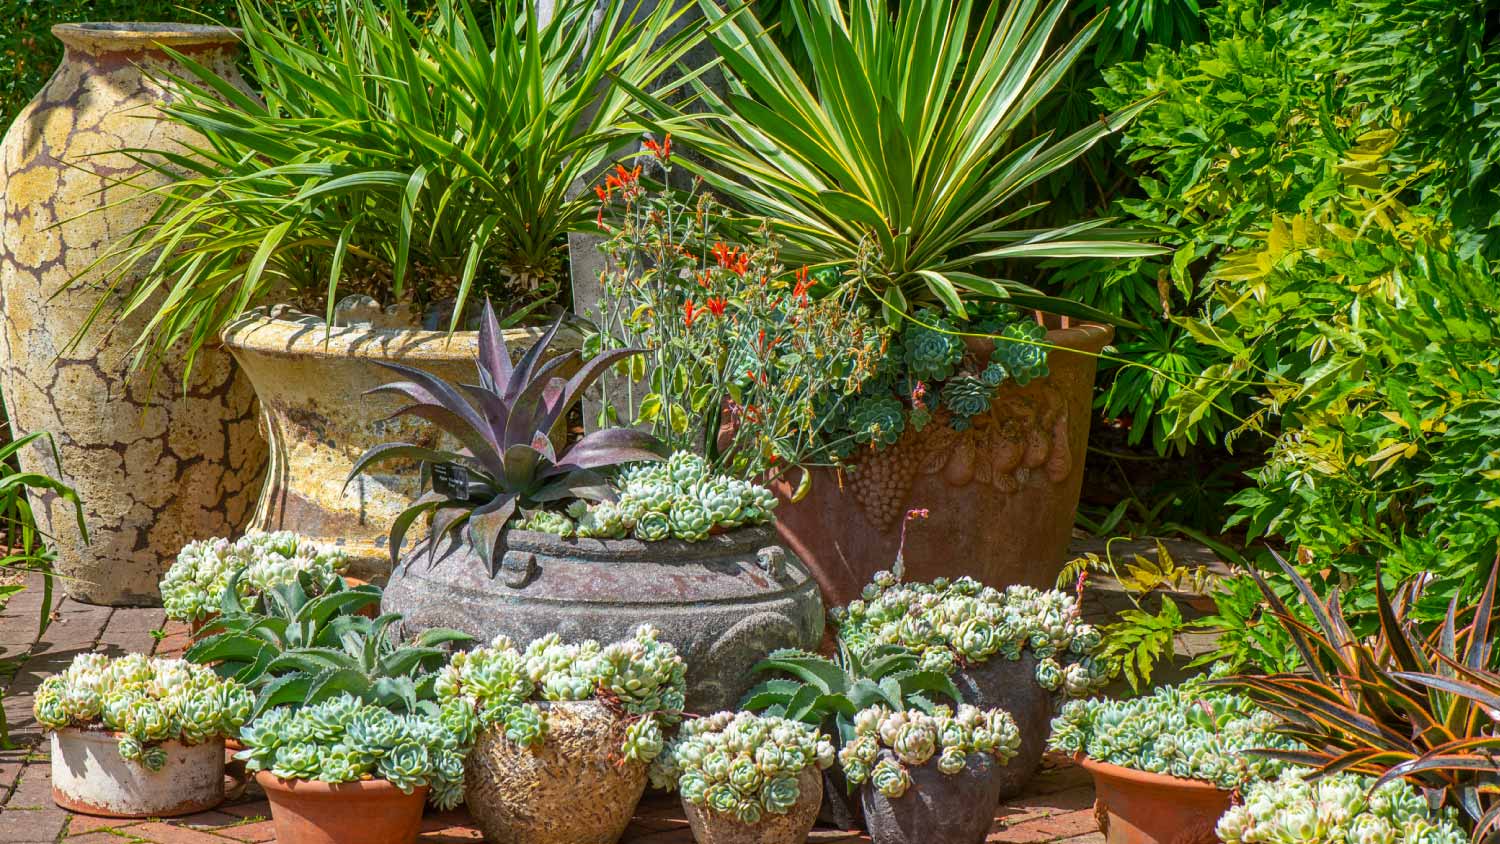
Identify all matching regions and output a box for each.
[683,299,700,329]
[793,267,813,305]
[643,133,672,164]
[706,297,727,318]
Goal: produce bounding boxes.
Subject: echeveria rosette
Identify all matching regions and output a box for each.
[1047,681,1297,790]
[434,625,685,762]
[1217,770,1466,844]
[840,705,1020,798]
[651,712,835,823]
[33,653,252,771]
[237,695,467,809]
[160,530,347,623]
[836,575,1107,699]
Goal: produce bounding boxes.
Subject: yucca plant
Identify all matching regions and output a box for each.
[1217,551,1500,840]
[346,302,664,571]
[626,0,1164,325]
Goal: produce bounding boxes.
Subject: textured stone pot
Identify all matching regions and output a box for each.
[682,767,823,844]
[51,728,224,817]
[859,750,1005,844]
[0,24,266,606]
[954,654,1055,799]
[464,700,646,844]
[383,524,823,713]
[221,309,575,582]
[773,320,1111,609]
[1078,757,1231,844]
[256,772,427,844]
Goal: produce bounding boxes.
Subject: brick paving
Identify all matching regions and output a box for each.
[0,537,1224,843]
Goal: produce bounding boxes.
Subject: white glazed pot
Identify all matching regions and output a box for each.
[50,728,225,817]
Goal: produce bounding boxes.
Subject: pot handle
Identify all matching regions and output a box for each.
[756,546,787,578]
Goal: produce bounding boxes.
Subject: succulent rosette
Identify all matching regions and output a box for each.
[33,653,252,771]
[160,530,347,623]
[836,574,1106,698]
[1217,770,1466,844]
[237,695,467,809]
[434,625,686,762]
[840,705,1020,797]
[651,712,835,824]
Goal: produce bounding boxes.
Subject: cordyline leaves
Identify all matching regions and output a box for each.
[346,302,665,574]
[1216,550,1500,840]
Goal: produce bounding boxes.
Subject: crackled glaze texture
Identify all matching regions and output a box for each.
[0,24,266,606]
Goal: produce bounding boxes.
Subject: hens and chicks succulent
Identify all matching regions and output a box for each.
[161,530,346,623]
[1218,770,1466,844]
[652,712,836,824]
[839,705,1021,798]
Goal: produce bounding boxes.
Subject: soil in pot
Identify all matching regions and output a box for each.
[51,728,225,818]
[953,654,1055,799]
[682,768,823,844]
[256,772,427,844]
[1079,757,1233,844]
[463,699,647,844]
[860,750,1005,844]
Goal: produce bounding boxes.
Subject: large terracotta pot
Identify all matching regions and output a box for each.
[0,24,266,606]
[1078,757,1232,844]
[774,321,1111,609]
[682,767,823,844]
[221,309,575,582]
[383,524,822,713]
[954,654,1055,799]
[859,750,1005,844]
[256,772,427,844]
[51,728,224,817]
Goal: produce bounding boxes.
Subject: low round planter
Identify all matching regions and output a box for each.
[50,728,224,817]
[954,654,1055,799]
[773,320,1111,609]
[464,700,647,844]
[1078,757,1233,844]
[383,524,823,713]
[221,309,576,582]
[859,750,1005,844]
[256,771,427,844]
[682,768,823,844]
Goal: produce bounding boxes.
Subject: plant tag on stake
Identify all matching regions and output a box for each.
[432,462,471,501]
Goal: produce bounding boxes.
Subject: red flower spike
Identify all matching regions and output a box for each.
[706,297,727,318]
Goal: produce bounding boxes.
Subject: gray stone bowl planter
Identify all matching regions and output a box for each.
[682,768,823,844]
[383,524,823,713]
[859,750,1005,844]
[954,654,1053,798]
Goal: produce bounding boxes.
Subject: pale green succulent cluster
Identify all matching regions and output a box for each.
[839,705,1021,798]
[515,452,778,542]
[1047,682,1297,790]
[434,624,686,762]
[834,574,1106,697]
[34,653,252,771]
[160,530,347,623]
[650,712,836,825]
[237,695,468,809]
[1217,770,1466,844]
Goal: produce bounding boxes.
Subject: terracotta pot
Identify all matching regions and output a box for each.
[773,321,1111,609]
[50,728,224,817]
[682,768,823,844]
[859,750,1005,844]
[1078,757,1233,844]
[953,655,1055,798]
[256,771,427,844]
[463,700,647,844]
[0,24,266,606]
[383,525,822,714]
[221,308,577,582]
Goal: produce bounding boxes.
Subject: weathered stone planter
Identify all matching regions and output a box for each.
[682,768,823,844]
[50,728,224,817]
[1078,757,1232,844]
[954,654,1055,799]
[383,524,822,713]
[256,772,427,844]
[464,700,645,844]
[774,321,1111,609]
[221,310,574,581]
[0,24,266,606]
[859,750,1006,844]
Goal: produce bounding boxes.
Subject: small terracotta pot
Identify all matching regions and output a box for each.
[1078,756,1233,844]
[953,655,1055,798]
[860,750,1005,844]
[682,768,823,844]
[51,728,224,818]
[256,772,427,844]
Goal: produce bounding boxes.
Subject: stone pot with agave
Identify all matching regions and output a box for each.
[433,627,686,844]
[354,304,822,713]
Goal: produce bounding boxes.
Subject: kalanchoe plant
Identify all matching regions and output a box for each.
[1217,770,1467,844]
[237,695,469,810]
[348,301,665,573]
[34,654,253,771]
[160,531,347,624]
[1047,675,1297,790]
[649,711,836,824]
[834,573,1107,698]
[434,625,686,762]
[839,705,1021,797]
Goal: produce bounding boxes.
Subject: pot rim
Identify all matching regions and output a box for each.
[221,306,572,360]
[499,523,784,561]
[1075,754,1232,794]
[53,23,243,51]
[254,770,428,798]
[54,725,225,747]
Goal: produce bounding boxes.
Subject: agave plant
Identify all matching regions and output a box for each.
[347,302,664,571]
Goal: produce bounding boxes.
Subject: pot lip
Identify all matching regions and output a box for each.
[53,23,243,51]
[53,725,225,747]
[501,522,786,560]
[220,306,574,360]
[253,770,427,797]
[1075,754,1231,794]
